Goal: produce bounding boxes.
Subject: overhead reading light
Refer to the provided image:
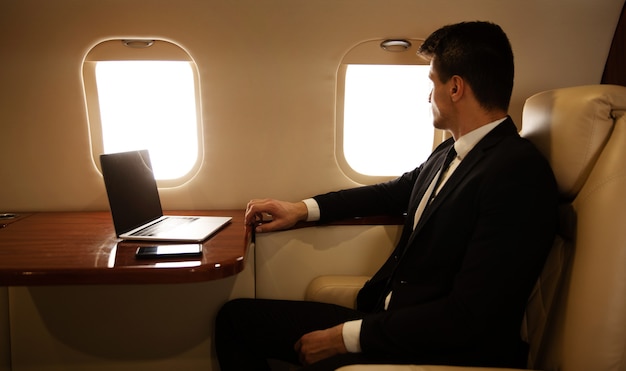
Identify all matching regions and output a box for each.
[380,39,411,52]
[122,39,155,48]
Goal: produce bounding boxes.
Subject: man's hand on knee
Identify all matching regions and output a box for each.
[294,324,348,365]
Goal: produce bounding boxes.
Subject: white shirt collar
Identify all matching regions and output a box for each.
[453,117,507,160]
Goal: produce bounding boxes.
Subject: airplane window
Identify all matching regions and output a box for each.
[83,40,202,186]
[343,64,433,176]
[337,39,444,183]
[94,61,197,180]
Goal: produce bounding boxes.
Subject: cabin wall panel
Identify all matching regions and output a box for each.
[255,225,401,301]
[0,0,623,212]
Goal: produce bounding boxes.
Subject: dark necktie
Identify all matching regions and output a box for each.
[412,144,457,230]
[443,145,458,169]
[378,145,458,311]
[428,145,457,205]
[375,145,458,312]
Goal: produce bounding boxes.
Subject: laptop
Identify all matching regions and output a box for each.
[100,150,231,242]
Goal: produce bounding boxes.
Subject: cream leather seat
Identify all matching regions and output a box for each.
[305,85,626,371]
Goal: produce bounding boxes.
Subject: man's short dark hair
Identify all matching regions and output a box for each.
[418,21,514,112]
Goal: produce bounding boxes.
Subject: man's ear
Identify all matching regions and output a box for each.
[450,75,464,101]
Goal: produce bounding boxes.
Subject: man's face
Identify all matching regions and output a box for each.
[428,59,454,131]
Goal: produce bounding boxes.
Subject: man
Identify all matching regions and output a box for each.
[215,21,557,370]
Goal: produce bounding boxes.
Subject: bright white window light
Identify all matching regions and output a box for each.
[95,61,198,180]
[344,64,433,176]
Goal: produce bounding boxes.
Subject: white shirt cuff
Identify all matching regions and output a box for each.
[342,319,363,353]
[302,198,320,222]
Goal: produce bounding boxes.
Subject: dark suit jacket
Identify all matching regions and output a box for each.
[313,118,558,368]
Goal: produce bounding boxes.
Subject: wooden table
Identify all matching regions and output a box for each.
[0,210,251,286]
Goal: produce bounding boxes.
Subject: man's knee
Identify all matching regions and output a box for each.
[218,298,254,317]
[215,298,255,332]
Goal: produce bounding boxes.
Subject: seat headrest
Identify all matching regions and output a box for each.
[521,84,626,200]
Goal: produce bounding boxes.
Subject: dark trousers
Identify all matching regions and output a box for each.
[214,298,404,371]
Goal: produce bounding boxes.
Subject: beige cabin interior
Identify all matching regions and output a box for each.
[1,0,625,370]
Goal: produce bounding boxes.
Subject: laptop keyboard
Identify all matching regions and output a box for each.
[130,216,199,236]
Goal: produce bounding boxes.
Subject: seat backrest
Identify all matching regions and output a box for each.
[520,84,626,371]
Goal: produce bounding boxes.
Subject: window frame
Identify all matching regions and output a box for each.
[82,39,203,188]
[336,39,447,184]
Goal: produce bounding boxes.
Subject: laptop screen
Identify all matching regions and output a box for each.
[100,150,164,236]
